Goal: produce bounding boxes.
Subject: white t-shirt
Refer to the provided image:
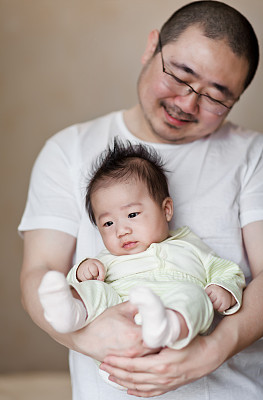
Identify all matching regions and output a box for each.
[19,111,263,399]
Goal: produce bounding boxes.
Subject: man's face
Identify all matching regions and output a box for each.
[91,180,172,256]
[136,26,249,144]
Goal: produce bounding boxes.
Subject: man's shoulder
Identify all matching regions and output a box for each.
[50,110,123,145]
[215,121,263,144]
[39,110,124,164]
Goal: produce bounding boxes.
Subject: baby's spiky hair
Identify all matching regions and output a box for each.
[86,138,170,225]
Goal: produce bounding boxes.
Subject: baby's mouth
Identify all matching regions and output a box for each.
[122,241,137,249]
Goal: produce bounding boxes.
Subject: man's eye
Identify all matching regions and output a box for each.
[128,212,139,219]
[104,221,113,227]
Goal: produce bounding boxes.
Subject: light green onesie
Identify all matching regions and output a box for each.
[67,226,245,349]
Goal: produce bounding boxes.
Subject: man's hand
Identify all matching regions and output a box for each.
[71,301,155,361]
[100,334,222,397]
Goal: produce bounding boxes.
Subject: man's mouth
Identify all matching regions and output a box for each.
[161,102,197,125]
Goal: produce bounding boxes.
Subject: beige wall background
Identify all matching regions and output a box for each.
[1,0,263,373]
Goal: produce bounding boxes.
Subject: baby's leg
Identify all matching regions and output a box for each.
[38,271,87,333]
[129,286,187,348]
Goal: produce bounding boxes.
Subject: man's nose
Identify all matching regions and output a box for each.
[175,91,199,115]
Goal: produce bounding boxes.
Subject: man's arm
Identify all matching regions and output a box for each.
[100,220,263,397]
[20,229,146,360]
[21,229,76,335]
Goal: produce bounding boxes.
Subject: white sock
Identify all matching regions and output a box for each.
[38,271,87,333]
[129,286,181,348]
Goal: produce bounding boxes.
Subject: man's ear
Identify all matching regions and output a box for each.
[162,197,173,222]
[141,29,159,65]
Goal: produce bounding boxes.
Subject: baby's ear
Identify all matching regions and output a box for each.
[162,197,173,222]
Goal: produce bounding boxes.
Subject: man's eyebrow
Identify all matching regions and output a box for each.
[170,61,235,98]
[212,82,234,99]
[170,61,199,78]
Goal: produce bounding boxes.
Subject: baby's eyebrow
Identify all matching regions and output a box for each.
[97,202,143,222]
[120,202,143,210]
[97,212,111,223]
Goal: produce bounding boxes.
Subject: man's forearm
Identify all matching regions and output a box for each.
[20,265,77,350]
[21,267,145,361]
[211,271,263,360]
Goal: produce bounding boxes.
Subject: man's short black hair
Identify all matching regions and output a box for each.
[156,1,259,90]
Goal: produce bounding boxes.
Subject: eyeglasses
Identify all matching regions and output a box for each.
[158,36,235,116]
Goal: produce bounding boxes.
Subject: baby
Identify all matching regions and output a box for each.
[39,139,245,358]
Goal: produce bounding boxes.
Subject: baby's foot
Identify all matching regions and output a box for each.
[38,271,87,333]
[129,286,180,347]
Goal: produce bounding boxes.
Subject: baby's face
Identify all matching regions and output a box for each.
[91,180,173,256]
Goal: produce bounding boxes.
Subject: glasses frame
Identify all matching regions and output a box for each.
[158,36,234,116]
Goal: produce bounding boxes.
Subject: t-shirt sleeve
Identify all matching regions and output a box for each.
[18,137,81,237]
[240,136,263,227]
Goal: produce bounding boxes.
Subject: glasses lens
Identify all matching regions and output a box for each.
[200,96,228,115]
[164,73,228,115]
[164,73,191,95]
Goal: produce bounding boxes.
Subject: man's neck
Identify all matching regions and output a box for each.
[123,105,159,143]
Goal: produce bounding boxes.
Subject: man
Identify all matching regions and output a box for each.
[19,1,263,399]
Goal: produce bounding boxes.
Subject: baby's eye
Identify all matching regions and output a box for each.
[104,221,113,227]
[128,212,139,219]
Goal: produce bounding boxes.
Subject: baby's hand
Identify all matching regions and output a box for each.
[76,259,105,282]
[205,284,236,313]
